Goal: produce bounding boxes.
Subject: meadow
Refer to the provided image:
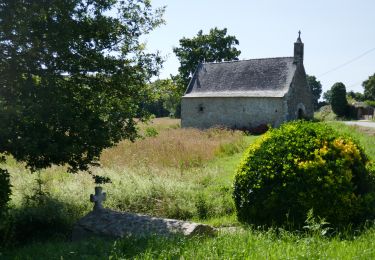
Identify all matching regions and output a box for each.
[2,118,375,259]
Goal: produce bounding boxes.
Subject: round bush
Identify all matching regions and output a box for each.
[233,121,375,228]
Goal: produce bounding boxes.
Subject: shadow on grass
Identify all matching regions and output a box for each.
[4,224,375,259]
[3,235,200,259]
[1,195,88,249]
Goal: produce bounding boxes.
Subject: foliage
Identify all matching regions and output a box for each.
[0,168,10,215]
[331,82,349,117]
[347,91,365,102]
[363,73,375,101]
[8,196,80,246]
[143,79,182,118]
[144,126,158,137]
[317,101,328,110]
[365,100,375,107]
[1,173,85,247]
[173,27,241,87]
[303,209,331,237]
[0,167,11,247]
[306,75,323,111]
[195,193,210,219]
[0,0,164,173]
[233,121,375,229]
[328,122,375,161]
[314,105,337,121]
[323,89,332,103]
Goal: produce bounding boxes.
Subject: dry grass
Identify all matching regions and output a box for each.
[101,119,246,169]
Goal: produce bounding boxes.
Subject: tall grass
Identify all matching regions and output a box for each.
[100,126,247,169]
[1,118,255,248]
[6,148,251,226]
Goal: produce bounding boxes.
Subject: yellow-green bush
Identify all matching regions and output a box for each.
[233,121,375,228]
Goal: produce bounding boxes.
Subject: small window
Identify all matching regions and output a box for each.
[198,104,204,113]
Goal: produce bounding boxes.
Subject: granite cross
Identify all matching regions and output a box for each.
[90,187,106,211]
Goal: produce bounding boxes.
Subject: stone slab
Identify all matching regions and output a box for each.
[72,208,216,241]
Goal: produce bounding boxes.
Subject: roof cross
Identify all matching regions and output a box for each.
[90,187,106,211]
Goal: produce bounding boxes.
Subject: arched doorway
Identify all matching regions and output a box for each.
[296,103,306,119]
[297,108,305,119]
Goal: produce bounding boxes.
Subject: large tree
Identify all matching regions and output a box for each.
[0,0,164,173]
[306,75,322,110]
[363,73,375,101]
[330,82,348,117]
[173,27,241,87]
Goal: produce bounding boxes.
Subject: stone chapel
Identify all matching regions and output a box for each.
[181,32,314,129]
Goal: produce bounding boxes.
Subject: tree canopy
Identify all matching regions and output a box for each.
[142,79,181,118]
[306,75,322,110]
[347,91,365,102]
[330,82,348,117]
[363,73,375,101]
[322,90,333,104]
[173,27,241,87]
[0,0,164,173]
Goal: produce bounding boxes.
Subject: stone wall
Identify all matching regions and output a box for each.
[181,97,284,129]
[284,64,314,120]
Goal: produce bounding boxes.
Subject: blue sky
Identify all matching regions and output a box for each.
[144,0,375,94]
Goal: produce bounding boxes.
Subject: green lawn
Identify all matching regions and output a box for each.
[4,227,375,259]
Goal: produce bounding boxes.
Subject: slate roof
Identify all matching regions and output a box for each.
[184,57,296,98]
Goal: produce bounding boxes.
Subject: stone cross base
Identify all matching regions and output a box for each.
[72,208,216,241]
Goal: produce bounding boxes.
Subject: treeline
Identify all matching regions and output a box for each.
[320,73,375,118]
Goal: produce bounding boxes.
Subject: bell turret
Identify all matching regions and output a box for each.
[294,30,304,64]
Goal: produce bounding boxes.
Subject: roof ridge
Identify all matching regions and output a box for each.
[202,56,294,65]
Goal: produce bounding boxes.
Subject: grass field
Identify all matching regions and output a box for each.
[2,118,375,259]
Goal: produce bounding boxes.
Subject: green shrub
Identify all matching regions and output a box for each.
[233,121,375,229]
[4,176,84,246]
[331,82,349,117]
[0,168,11,248]
[0,168,11,215]
[365,100,375,107]
[9,199,77,245]
[314,105,337,121]
[144,127,159,138]
[195,193,209,219]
